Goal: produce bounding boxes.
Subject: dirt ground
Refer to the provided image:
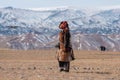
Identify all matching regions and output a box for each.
[0,49,120,80]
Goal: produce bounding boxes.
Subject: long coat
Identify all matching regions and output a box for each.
[56,49,74,62]
[58,29,74,62]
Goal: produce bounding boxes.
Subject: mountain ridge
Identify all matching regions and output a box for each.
[0,7,120,51]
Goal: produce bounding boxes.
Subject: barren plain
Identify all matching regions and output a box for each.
[0,49,120,80]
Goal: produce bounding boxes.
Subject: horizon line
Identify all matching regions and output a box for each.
[1,5,120,11]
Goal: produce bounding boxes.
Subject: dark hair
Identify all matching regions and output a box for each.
[64,30,71,49]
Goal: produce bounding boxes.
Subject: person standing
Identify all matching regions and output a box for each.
[56,21,75,72]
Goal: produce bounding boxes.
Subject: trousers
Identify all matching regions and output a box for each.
[58,61,70,72]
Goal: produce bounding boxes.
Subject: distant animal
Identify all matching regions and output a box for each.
[100,46,106,51]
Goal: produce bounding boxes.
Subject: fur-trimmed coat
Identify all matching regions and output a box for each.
[56,49,74,62]
[58,28,75,62]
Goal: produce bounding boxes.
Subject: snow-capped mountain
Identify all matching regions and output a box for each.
[0,6,120,51]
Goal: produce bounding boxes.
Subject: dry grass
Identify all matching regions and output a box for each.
[0,49,120,80]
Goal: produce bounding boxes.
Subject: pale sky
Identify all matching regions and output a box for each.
[0,0,120,9]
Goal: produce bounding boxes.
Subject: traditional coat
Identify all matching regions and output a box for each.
[56,49,74,62]
[57,30,74,62]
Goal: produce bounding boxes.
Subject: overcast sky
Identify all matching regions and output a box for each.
[0,0,120,9]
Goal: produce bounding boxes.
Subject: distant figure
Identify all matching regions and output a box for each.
[100,46,106,51]
[56,21,75,72]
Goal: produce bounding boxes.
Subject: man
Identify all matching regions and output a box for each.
[56,21,75,72]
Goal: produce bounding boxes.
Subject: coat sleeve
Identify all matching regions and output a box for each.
[59,31,66,51]
[59,31,64,43]
[56,50,59,60]
[71,49,75,60]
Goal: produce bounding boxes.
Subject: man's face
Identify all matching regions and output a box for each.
[59,21,67,29]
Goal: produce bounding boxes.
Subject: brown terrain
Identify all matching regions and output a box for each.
[0,49,120,80]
